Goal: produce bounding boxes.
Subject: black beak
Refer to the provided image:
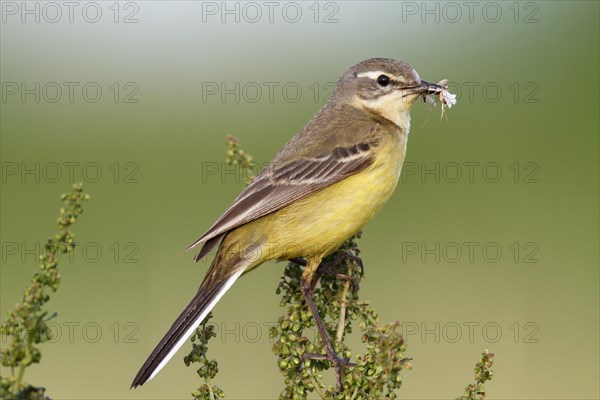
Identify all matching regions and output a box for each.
[405,80,445,95]
[400,80,445,101]
[422,80,446,92]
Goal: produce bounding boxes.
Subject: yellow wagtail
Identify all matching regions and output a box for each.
[132,58,455,389]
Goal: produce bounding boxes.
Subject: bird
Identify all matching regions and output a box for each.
[131,58,453,389]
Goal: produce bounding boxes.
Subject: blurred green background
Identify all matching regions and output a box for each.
[1,1,598,399]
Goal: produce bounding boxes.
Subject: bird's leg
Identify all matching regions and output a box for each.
[290,253,363,293]
[299,256,353,392]
[289,257,323,293]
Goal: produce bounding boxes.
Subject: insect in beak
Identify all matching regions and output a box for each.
[407,79,457,117]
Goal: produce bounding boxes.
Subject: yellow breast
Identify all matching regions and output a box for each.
[253,131,407,261]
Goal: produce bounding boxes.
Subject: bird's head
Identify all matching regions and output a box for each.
[333,58,446,129]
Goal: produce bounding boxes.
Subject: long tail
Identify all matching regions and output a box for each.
[131,263,244,388]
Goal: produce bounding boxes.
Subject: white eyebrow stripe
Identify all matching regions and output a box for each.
[356,71,406,83]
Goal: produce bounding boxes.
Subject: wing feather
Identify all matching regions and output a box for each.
[185,143,375,259]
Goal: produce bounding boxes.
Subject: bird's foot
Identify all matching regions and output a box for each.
[299,351,356,368]
[316,253,363,292]
[297,351,356,391]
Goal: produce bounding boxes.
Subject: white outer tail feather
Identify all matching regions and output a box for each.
[147,269,244,381]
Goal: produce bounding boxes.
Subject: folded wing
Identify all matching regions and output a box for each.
[186,142,376,261]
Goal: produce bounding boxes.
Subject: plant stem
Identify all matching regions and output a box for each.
[15,329,35,391]
[208,379,214,400]
[336,279,351,344]
[15,364,25,391]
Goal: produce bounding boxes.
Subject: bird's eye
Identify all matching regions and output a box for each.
[377,75,390,87]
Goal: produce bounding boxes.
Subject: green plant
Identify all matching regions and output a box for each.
[270,236,410,399]
[0,182,90,400]
[184,313,225,400]
[456,349,495,400]
[225,135,256,185]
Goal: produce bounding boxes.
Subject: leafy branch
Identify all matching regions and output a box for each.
[456,349,495,400]
[225,135,256,185]
[270,235,410,399]
[0,182,90,400]
[184,313,225,400]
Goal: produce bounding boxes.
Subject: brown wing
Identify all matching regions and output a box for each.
[185,143,375,261]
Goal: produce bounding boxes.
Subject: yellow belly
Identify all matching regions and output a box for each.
[225,132,407,265]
